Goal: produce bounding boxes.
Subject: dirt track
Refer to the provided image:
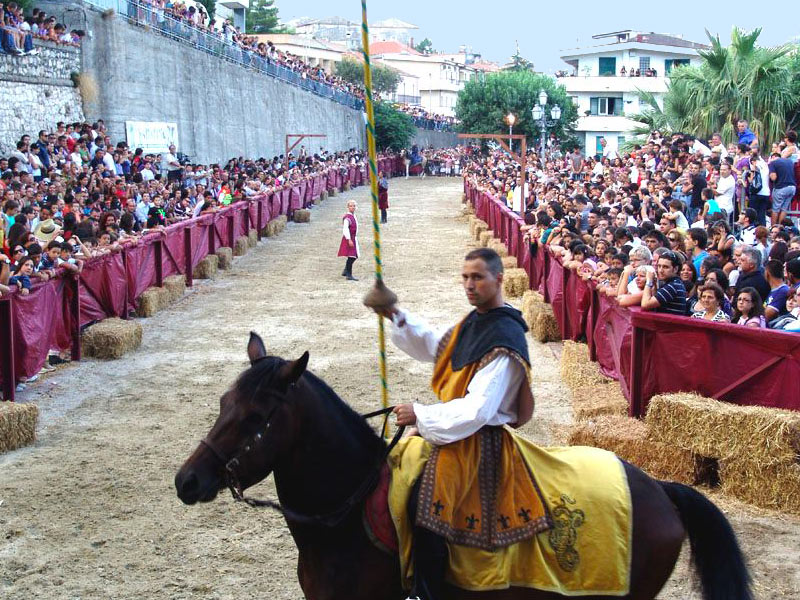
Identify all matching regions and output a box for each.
[1,177,799,599]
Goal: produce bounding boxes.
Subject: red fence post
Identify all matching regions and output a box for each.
[69,275,81,362]
[542,251,551,303]
[154,239,164,287]
[0,297,15,401]
[257,200,263,240]
[561,264,569,339]
[120,248,129,320]
[208,217,216,255]
[629,321,645,417]
[243,203,250,237]
[228,214,235,248]
[184,227,193,288]
[588,289,600,362]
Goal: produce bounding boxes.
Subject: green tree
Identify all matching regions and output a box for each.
[245,0,282,33]
[374,102,415,151]
[455,71,578,148]
[334,59,401,97]
[196,0,215,21]
[507,45,534,72]
[414,38,433,55]
[660,28,796,148]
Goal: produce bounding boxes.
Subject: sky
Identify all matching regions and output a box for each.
[277,0,799,74]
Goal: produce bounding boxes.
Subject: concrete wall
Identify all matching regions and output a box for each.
[0,42,84,155]
[39,2,365,164]
[411,128,459,150]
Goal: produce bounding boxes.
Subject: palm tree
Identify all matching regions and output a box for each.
[660,27,795,148]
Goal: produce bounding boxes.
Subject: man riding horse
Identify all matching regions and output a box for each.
[376,247,541,600]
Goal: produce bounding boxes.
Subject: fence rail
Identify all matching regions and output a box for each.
[0,157,404,401]
[465,180,800,415]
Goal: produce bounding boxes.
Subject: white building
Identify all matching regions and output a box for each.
[371,42,478,117]
[558,31,707,156]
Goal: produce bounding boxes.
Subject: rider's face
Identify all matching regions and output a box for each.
[462,258,502,311]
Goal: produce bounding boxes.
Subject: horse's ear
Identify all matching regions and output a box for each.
[279,351,309,386]
[247,331,267,365]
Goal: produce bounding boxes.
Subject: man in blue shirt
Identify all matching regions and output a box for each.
[737,120,757,146]
[764,259,790,322]
[687,228,709,274]
[768,154,797,226]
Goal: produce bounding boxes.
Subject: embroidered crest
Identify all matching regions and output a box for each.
[547,494,585,572]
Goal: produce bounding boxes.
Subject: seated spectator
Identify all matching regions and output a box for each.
[704,268,732,315]
[8,254,33,294]
[641,251,687,314]
[732,287,766,328]
[691,282,731,322]
[679,260,698,312]
[734,245,770,301]
[617,264,653,307]
[764,259,790,323]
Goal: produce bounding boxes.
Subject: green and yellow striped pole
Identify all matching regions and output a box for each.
[359,0,390,433]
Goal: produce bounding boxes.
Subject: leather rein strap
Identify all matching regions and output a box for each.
[204,405,405,528]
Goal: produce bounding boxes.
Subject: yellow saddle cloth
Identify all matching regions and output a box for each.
[388,433,632,596]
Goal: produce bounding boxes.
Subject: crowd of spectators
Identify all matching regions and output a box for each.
[1,4,83,55]
[464,122,800,332]
[392,104,457,131]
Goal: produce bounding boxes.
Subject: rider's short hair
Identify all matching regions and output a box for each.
[465,248,503,277]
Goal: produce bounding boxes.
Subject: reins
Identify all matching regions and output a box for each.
[203,405,405,527]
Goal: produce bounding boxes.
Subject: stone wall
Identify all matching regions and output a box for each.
[411,128,460,150]
[0,42,84,155]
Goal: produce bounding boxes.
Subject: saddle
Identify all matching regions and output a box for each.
[364,433,634,596]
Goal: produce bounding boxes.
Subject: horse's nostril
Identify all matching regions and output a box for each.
[176,471,199,500]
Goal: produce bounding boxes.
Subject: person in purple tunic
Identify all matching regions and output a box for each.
[338,200,359,281]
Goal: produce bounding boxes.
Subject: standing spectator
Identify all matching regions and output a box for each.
[745,151,770,226]
[734,246,770,301]
[687,228,709,273]
[164,144,182,184]
[641,251,687,315]
[377,171,389,224]
[764,259,790,323]
[768,153,797,226]
[737,120,757,146]
[712,162,736,221]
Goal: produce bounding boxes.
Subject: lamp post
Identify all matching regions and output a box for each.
[505,112,516,154]
[531,90,562,160]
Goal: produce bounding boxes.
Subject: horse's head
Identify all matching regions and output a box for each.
[175,332,308,505]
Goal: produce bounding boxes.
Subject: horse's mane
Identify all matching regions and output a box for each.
[238,356,386,455]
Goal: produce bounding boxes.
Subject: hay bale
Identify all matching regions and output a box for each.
[81,317,143,359]
[532,304,560,343]
[270,215,288,236]
[571,385,628,420]
[473,221,488,242]
[136,286,169,317]
[163,274,186,304]
[233,236,249,257]
[248,229,258,247]
[469,217,488,238]
[522,290,544,331]
[720,460,800,514]
[343,181,351,191]
[320,190,328,201]
[0,402,38,453]
[330,187,338,197]
[488,239,509,258]
[646,393,800,466]
[560,341,613,390]
[216,247,233,270]
[502,256,518,270]
[293,209,311,223]
[193,254,218,279]
[568,416,699,484]
[502,268,529,298]
[479,231,494,248]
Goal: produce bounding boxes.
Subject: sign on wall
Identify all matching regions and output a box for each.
[125,121,179,154]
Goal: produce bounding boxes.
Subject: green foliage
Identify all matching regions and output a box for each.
[658,28,799,148]
[455,70,578,147]
[374,102,415,151]
[507,47,534,72]
[414,38,433,54]
[334,59,401,97]
[245,0,282,33]
[196,0,215,21]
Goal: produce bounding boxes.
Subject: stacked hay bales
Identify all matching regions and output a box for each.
[568,416,699,484]
[469,217,488,239]
[163,275,186,304]
[478,231,493,248]
[293,209,311,223]
[233,236,249,257]
[0,402,38,453]
[248,229,258,247]
[82,318,143,359]
[343,181,352,191]
[193,254,219,279]
[216,247,233,270]
[502,268,529,298]
[488,239,509,258]
[136,286,168,317]
[646,393,800,513]
[263,215,288,238]
[532,303,560,343]
[521,290,545,331]
[320,190,328,202]
[560,341,613,390]
[329,187,338,197]
[502,256,518,270]
[560,341,624,420]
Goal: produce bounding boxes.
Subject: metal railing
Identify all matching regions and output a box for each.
[82,0,365,111]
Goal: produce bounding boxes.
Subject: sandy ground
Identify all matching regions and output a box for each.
[1,177,799,599]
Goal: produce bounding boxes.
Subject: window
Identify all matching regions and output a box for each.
[590,96,624,116]
[598,57,616,76]
[639,57,650,72]
[617,135,626,148]
[665,58,690,74]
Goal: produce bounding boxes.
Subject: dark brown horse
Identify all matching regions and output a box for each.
[175,332,753,600]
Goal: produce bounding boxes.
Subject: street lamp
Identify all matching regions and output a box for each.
[531,90,562,159]
[505,112,516,153]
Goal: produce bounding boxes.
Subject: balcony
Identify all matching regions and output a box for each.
[558,75,668,94]
[575,115,646,133]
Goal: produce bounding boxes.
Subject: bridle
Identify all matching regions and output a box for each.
[199,380,405,528]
